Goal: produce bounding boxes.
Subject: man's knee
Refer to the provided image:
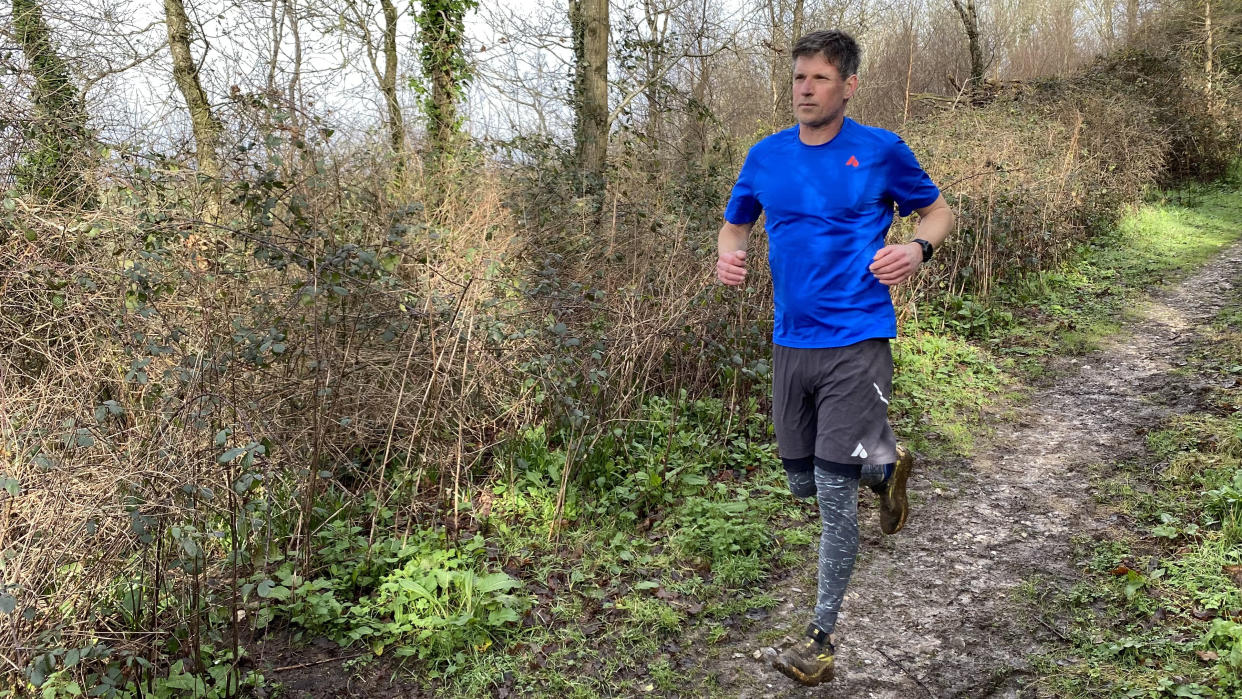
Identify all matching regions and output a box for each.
[812,457,861,480]
[783,456,816,498]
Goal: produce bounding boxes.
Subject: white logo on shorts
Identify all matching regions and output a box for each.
[873,383,889,405]
[851,443,869,459]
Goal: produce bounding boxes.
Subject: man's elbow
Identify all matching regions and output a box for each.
[924,198,953,225]
[940,205,955,227]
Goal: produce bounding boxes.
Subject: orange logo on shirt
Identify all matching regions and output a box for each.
[846,155,860,168]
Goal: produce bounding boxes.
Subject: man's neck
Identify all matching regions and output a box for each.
[797,115,846,146]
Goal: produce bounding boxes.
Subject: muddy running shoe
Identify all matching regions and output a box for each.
[879,444,913,535]
[772,624,835,687]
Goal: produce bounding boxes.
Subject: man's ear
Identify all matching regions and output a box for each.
[844,74,859,100]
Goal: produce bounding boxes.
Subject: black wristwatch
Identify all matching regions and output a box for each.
[912,238,934,262]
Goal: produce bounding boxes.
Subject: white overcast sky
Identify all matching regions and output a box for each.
[56,0,588,153]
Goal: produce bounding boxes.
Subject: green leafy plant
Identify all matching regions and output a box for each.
[1202,619,1242,671]
[349,546,525,659]
[667,495,769,575]
[1206,470,1242,524]
[251,531,528,665]
[1151,512,1199,540]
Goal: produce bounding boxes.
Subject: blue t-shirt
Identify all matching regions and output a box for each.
[724,118,940,349]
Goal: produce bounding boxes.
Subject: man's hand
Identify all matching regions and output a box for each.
[717,250,747,285]
[868,242,922,286]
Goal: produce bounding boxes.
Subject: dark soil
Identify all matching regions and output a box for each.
[247,634,422,698]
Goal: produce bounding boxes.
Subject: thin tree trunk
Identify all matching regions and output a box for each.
[164,0,223,218]
[687,57,709,159]
[429,57,457,153]
[267,0,283,96]
[791,0,803,48]
[380,0,404,158]
[952,0,985,87]
[641,0,667,149]
[765,0,782,126]
[1204,0,1214,103]
[903,13,915,123]
[285,0,302,124]
[777,0,802,123]
[1105,1,1115,48]
[1126,0,1139,40]
[419,0,475,154]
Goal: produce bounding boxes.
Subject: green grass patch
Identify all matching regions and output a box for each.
[893,330,1003,454]
[981,181,1241,358]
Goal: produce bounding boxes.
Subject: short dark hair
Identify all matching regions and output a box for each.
[792,30,861,78]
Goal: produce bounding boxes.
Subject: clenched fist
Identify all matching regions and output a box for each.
[868,242,922,286]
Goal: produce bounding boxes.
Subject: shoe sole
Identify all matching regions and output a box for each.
[772,656,834,687]
[882,446,913,535]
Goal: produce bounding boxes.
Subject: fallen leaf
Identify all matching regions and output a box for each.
[474,490,494,519]
[1191,608,1217,621]
[1222,565,1242,587]
[1110,565,1131,576]
[1197,650,1219,662]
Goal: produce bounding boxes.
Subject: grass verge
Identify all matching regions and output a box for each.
[1008,181,1242,697]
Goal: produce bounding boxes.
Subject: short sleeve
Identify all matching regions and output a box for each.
[885,137,940,217]
[724,150,762,224]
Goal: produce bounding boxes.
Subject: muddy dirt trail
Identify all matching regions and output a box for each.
[704,240,1242,698]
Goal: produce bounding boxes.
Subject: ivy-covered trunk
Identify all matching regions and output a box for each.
[13,0,95,206]
[417,0,476,155]
[570,0,608,193]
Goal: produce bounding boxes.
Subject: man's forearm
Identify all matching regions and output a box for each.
[915,208,953,249]
[718,221,752,254]
[912,197,954,250]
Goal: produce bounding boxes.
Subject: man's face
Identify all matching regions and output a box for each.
[792,54,857,129]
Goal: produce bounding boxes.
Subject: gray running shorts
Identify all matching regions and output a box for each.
[772,339,898,466]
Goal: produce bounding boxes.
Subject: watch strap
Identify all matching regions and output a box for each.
[913,238,934,262]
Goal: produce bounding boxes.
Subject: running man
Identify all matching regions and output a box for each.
[715,29,954,687]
